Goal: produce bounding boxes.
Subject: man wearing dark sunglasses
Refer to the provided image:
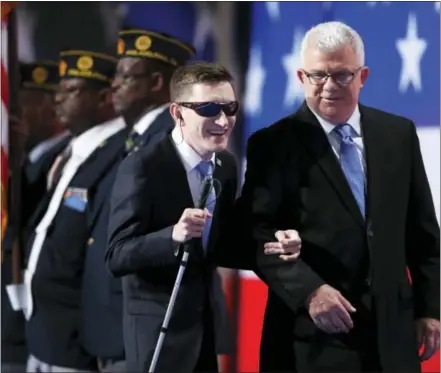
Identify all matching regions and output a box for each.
[112,29,196,155]
[75,31,196,372]
[239,21,439,373]
[106,61,300,372]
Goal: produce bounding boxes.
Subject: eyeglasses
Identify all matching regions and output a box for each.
[177,101,239,117]
[302,67,363,86]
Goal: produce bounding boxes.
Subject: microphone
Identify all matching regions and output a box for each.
[182,177,213,254]
[198,177,213,209]
[148,176,214,372]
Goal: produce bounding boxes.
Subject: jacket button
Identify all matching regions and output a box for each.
[367,230,374,237]
[87,237,94,246]
[364,278,372,287]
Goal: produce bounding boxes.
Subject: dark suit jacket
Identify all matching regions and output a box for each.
[106,134,238,372]
[127,108,176,155]
[239,102,440,372]
[2,134,71,365]
[22,135,72,241]
[80,110,174,360]
[25,127,127,370]
[79,128,128,361]
[1,227,28,365]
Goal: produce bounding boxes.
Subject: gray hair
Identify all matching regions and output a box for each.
[300,21,365,66]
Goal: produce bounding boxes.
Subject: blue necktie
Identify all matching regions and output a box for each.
[196,160,216,250]
[333,124,365,218]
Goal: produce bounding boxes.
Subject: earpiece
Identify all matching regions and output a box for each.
[177,111,183,125]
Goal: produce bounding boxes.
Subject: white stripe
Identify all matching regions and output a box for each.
[239,270,259,279]
[1,101,8,154]
[2,19,8,156]
[1,21,8,71]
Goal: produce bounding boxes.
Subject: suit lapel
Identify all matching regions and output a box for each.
[25,136,72,184]
[73,131,125,188]
[294,103,365,227]
[139,109,174,147]
[156,136,205,258]
[359,104,386,224]
[84,131,128,229]
[156,138,232,259]
[156,136,195,211]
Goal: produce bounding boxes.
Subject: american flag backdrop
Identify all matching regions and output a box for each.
[238,2,440,372]
[1,2,16,246]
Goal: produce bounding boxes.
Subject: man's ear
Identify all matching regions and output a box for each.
[150,72,164,92]
[97,87,112,108]
[170,103,183,124]
[297,69,306,84]
[360,66,370,88]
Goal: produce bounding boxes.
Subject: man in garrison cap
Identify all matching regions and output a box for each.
[19,61,69,153]
[2,61,70,373]
[113,28,196,155]
[18,61,73,227]
[20,50,127,372]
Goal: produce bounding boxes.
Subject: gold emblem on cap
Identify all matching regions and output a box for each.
[135,35,152,52]
[32,66,48,84]
[59,60,67,76]
[77,55,94,71]
[117,38,125,55]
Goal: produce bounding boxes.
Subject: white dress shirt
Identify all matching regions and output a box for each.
[309,105,367,177]
[133,103,170,136]
[23,116,126,320]
[171,128,216,206]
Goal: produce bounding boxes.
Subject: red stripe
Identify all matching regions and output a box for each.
[1,2,17,20]
[1,147,8,185]
[1,63,9,109]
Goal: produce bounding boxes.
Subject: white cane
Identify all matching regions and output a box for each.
[149,178,213,372]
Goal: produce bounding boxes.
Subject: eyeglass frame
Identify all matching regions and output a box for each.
[301,66,364,86]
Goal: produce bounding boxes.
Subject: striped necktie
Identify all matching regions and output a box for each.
[125,130,141,155]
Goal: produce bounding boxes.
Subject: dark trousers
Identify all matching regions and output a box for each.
[194,298,217,372]
[293,291,381,373]
[292,339,381,373]
[261,289,381,372]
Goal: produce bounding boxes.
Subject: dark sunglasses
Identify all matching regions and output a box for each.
[177,101,239,117]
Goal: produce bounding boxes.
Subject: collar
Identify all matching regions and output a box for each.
[133,103,170,135]
[71,116,126,160]
[28,131,71,164]
[171,127,216,174]
[310,104,362,137]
